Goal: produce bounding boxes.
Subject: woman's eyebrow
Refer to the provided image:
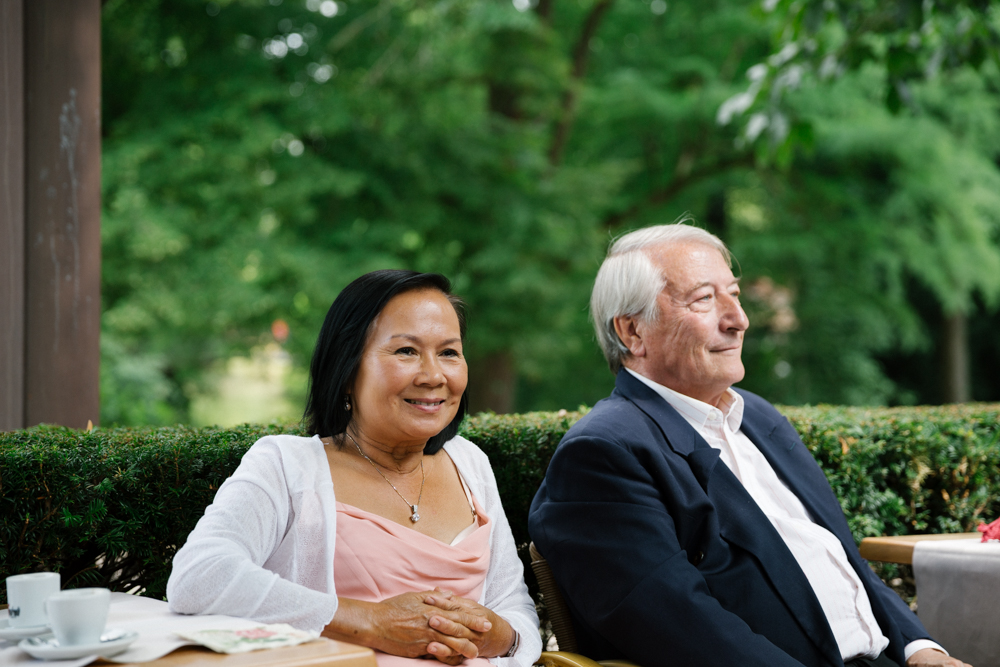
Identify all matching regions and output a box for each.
[388,334,461,345]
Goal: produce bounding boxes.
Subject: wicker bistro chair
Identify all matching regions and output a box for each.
[529,543,640,667]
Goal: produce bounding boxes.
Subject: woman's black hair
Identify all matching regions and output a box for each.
[303,270,468,454]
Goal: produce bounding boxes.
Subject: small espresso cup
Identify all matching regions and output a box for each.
[5,571,61,628]
[45,588,111,647]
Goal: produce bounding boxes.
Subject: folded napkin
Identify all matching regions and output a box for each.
[977,517,1000,542]
[176,624,319,654]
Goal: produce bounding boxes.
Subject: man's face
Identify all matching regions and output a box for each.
[620,241,749,406]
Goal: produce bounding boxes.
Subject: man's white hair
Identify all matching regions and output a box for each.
[590,219,733,373]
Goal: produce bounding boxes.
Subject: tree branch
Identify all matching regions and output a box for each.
[548,0,614,167]
[329,0,393,53]
[601,154,754,228]
[535,0,554,24]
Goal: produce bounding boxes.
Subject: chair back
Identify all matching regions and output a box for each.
[529,542,579,654]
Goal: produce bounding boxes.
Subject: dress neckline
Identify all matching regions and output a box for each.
[330,444,481,547]
[336,500,486,547]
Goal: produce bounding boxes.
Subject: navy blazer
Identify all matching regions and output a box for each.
[528,371,931,667]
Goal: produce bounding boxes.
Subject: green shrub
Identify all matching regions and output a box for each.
[2,404,999,609]
[784,404,1000,539]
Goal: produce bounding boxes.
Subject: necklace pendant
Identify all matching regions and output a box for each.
[410,505,420,523]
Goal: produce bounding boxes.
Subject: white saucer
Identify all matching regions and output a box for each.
[0,617,51,640]
[18,629,138,660]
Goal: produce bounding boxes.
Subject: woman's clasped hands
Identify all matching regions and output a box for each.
[327,588,515,665]
[424,588,516,664]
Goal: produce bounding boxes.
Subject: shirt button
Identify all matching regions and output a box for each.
[709,410,722,421]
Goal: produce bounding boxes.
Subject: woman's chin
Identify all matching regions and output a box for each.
[403,418,456,444]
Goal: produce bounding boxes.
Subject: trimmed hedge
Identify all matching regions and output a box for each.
[2,405,999,608]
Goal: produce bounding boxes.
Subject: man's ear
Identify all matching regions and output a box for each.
[613,315,646,358]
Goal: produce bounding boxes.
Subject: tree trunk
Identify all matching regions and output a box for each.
[468,351,515,415]
[941,311,970,403]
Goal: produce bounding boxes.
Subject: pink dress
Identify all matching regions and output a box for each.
[334,492,493,667]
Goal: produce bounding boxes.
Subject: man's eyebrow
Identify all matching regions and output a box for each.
[683,277,741,298]
[388,334,462,345]
[682,281,715,297]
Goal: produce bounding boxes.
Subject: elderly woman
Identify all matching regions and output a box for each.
[167,270,540,667]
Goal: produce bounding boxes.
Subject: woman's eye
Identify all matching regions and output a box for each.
[441,348,461,358]
[395,347,417,355]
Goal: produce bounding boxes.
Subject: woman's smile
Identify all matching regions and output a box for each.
[405,398,447,410]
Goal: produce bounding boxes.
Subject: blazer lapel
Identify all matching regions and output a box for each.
[615,371,700,453]
[738,397,846,538]
[615,372,728,488]
[707,469,842,664]
[616,373,842,665]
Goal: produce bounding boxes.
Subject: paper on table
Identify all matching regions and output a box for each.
[0,591,263,666]
[175,624,318,654]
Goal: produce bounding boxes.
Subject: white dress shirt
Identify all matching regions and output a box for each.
[626,369,943,662]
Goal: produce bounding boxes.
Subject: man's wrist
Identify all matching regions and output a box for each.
[904,640,948,661]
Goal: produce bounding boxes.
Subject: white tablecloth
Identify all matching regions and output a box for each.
[914,538,1000,667]
[0,592,259,666]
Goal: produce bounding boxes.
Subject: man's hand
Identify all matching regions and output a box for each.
[906,648,973,667]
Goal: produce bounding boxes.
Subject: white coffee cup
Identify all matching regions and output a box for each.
[5,572,61,628]
[45,588,111,646]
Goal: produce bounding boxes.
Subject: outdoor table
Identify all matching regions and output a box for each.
[858,532,980,564]
[912,538,1000,667]
[860,533,1000,667]
[0,593,377,667]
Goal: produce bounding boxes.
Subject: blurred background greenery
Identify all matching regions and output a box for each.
[99,0,1000,427]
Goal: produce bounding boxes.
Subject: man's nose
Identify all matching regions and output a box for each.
[722,295,749,332]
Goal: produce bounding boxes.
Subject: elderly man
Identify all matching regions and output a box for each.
[528,223,969,667]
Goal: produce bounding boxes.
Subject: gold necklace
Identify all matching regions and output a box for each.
[346,432,425,523]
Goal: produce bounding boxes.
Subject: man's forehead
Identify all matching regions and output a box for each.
[644,241,734,287]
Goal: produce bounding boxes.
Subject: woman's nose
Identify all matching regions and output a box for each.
[416,355,446,385]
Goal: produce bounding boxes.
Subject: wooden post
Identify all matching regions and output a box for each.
[942,311,970,404]
[0,0,26,431]
[0,0,102,430]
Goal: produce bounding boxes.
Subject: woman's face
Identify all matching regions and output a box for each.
[350,288,468,450]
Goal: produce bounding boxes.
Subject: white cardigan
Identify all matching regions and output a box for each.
[167,434,541,667]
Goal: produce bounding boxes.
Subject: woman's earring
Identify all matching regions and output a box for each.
[344,397,351,411]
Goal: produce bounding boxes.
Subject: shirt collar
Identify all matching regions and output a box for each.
[624,367,744,433]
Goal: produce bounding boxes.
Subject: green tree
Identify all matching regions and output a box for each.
[101,0,1000,422]
[730,63,1000,405]
[102,0,623,422]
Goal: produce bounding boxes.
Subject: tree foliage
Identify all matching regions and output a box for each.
[101,0,1000,423]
